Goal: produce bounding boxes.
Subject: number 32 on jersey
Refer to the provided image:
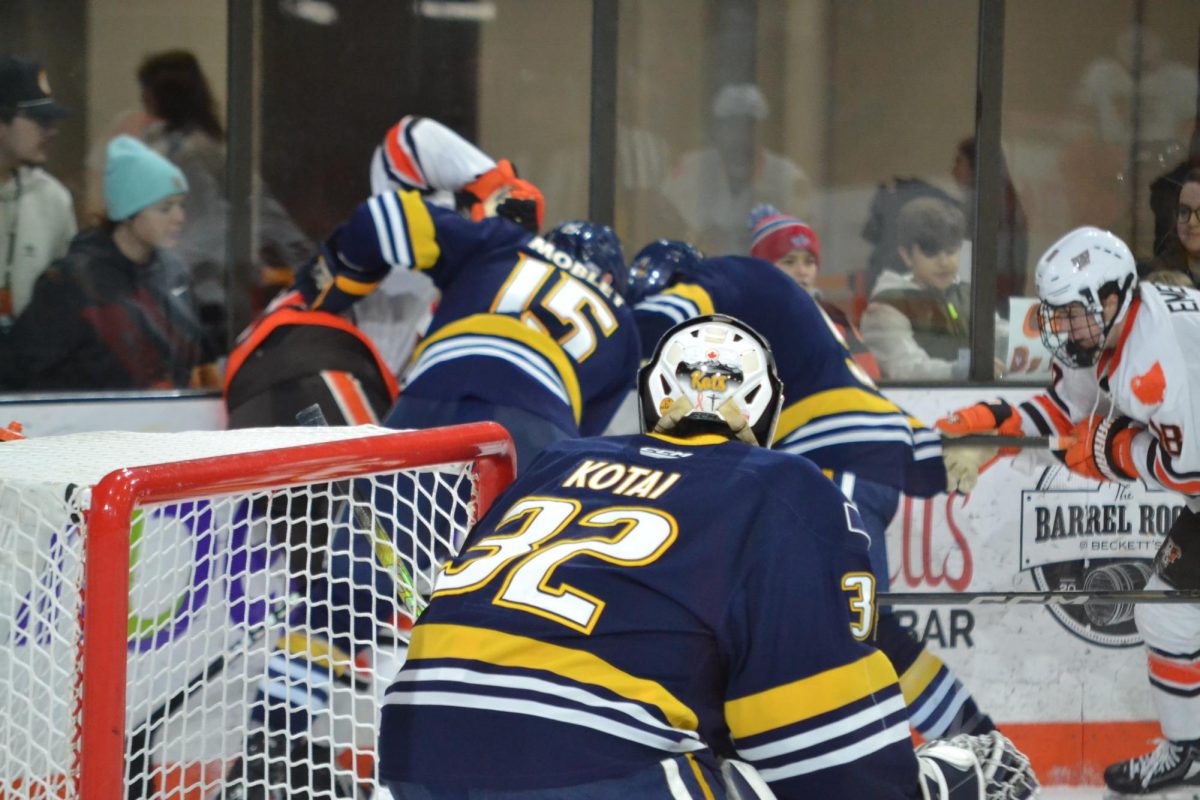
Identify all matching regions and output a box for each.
[433,497,677,634]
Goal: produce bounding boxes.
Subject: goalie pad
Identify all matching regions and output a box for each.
[917,732,1038,800]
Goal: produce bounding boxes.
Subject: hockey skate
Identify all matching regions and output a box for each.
[1105,739,1200,796]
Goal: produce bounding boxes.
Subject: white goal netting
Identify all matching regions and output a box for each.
[0,425,513,799]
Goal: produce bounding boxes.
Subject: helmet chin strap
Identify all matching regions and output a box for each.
[716,398,758,445]
[1062,337,1101,368]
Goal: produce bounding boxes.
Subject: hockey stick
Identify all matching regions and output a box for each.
[881,589,1200,606]
[940,434,1053,450]
[296,403,427,619]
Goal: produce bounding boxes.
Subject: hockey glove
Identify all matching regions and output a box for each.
[917,731,1038,800]
[294,240,383,315]
[462,159,545,233]
[1063,414,1141,483]
[936,400,1022,438]
[944,444,999,495]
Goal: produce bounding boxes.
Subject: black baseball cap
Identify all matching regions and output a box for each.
[0,56,69,124]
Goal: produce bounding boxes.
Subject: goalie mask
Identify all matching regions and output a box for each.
[639,314,783,447]
[1035,226,1137,368]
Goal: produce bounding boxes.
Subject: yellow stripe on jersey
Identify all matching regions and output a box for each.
[648,433,732,447]
[898,650,944,704]
[686,753,716,800]
[774,387,904,443]
[409,623,699,731]
[334,274,381,296]
[724,649,899,739]
[664,283,716,316]
[397,190,441,270]
[411,314,583,424]
[907,415,932,432]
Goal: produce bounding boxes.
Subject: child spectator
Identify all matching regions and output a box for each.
[748,204,880,380]
[860,196,974,380]
[137,50,311,349]
[8,135,215,389]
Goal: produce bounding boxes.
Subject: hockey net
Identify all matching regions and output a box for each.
[0,423,515,800]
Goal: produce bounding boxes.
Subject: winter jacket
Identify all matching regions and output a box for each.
[0,166,76,321]
[860,269,972,381]
[6,229,211,390]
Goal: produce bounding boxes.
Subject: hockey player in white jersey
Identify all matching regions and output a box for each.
[939,226,1200,795]
[358,114,544,372]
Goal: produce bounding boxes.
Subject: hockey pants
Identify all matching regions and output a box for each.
[386,753,753,800]
[1137,505,1200,740]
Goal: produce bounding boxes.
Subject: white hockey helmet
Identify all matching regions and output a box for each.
[1035,226,1137,368]
[638,314,784,446]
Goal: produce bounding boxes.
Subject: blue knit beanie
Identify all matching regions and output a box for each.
[103,135,189,221]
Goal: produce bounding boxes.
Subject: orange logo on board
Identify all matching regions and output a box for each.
[1131,361,1166,406]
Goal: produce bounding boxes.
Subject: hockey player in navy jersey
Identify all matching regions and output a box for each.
[225,213,637,796]
[295,194,639,467]
[378,314,1037,800]
[629,242,998,743]
[222,122,634,796]
[224,114,546,432]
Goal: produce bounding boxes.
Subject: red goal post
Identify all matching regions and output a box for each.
[0,422,514,800]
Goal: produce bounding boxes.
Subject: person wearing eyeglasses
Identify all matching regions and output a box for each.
[0,55,76,337]
[1145,169,1200,288]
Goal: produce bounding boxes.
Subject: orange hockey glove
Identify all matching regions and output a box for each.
[1063,414,1140,483]
[936,400,1023,437]
[463,159,545,233]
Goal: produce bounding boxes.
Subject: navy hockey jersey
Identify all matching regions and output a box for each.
[635,256,944,496]
[302,191,640,437]
[379,434,919,798]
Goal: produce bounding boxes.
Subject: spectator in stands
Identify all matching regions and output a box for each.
[952,136,1030,302]
[860,197,974,380]
[662,83,810,255]
[1144,168,1200,287]
[861,137,1028,309]
[135,50,312,349]
[8,135,215,390]
[747,204,880,380]
[0,55,76,332]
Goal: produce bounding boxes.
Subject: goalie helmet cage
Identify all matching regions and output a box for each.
[0,422,515,800]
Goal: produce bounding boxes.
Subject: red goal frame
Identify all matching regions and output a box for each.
[78,422,516,799]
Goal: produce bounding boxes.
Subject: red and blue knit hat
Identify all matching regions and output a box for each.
[748,204,820,267]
